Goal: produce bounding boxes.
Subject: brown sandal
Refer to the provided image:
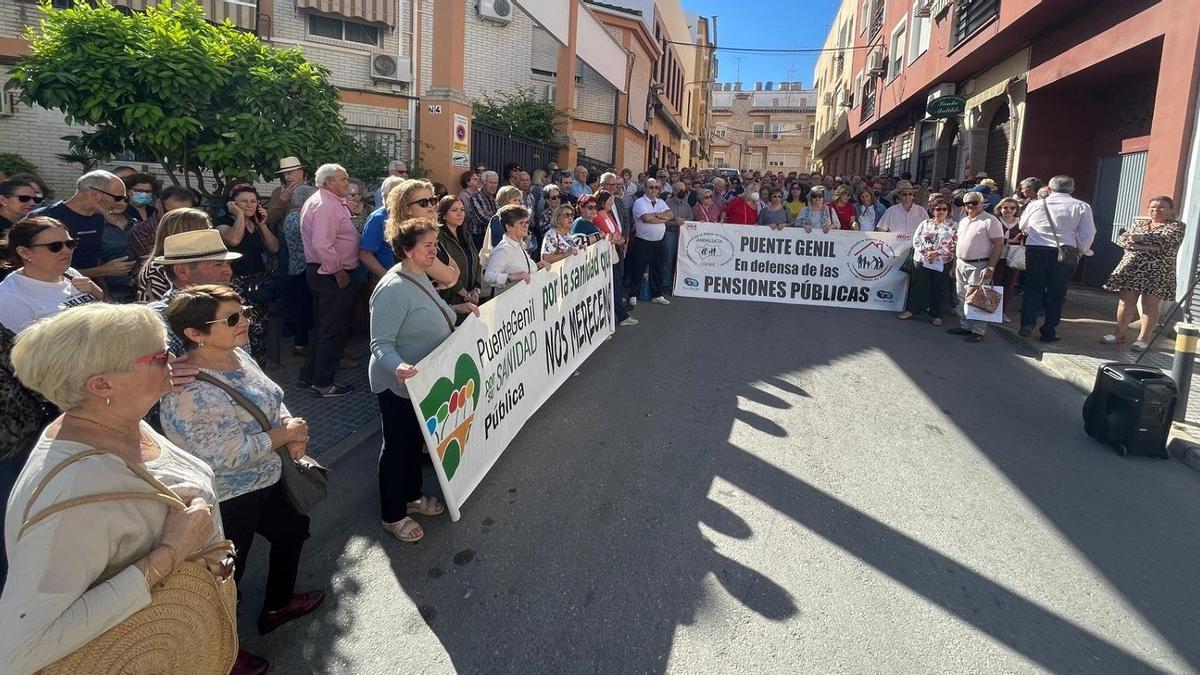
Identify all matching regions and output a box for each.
[381,517,424,543]
[407,495,445,517]
[897,311,914,320]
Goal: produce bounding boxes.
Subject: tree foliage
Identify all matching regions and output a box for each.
[472,89,563,145]
[7,0,349,196]
[0,153,38,177]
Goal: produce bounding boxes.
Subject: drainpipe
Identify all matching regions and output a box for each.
[407,0,419,163]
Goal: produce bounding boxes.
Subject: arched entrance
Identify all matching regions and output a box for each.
[984,102,1013,192]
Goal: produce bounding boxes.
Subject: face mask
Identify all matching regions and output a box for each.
[750,192,760,201]
[130,192,155,206]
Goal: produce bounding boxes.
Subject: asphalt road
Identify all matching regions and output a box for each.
[237,297,1200,674]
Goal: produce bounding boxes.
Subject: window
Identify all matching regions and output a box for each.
[715,127,727,139]
[952,0,999,49]
[909,0,931,62]
[715,153,727,168]
[308,14,379,46]
[861,78,877,121]
[888,22,906,80]
[860,0,871,34]
[852,70,864,108]
[869,0,886,40]
[753,123,766,139]
[771,123,783,140]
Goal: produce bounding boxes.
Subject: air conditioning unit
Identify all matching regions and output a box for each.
[543,83,557,103]
[864,131,880,149]
[867,48,886,76]
[914,0,933,17]
[477,0,513,24]
[0,91,14,117]
[822,92,833,105]
[371,54,413,84]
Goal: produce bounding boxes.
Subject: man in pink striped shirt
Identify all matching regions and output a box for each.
[299,163,358,398]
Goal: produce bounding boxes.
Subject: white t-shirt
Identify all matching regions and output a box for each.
[0,267,99,332]
[632,196,670,242]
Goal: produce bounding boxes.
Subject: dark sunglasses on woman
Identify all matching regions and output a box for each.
[14,194,45,204]
[409,197,438,208]
[31,239,80,253]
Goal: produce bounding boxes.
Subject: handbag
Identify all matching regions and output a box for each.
[20,449,238,675]
[195,372,328,513]
[965,284,1002,313]
[1042,198,1082,266]
[1004,243,1027,270]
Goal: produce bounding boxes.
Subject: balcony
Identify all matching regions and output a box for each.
[860,79,877,123]
[951,0,1000,49]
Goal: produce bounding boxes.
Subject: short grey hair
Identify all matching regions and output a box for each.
[76,170,120,192]
[599,172,619,185]
[290,185,317,208]
[379,176,405,202]
[542,184,561,196]
[713,177,727,189]
[1048,175,1075,193]
[1019,177,1043,190]
[388,160,407,172]
[12,303,166,410]
[481,170,499,183]
[964,191,986,204]
[314,163,346,187]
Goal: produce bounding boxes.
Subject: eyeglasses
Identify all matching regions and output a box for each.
[89,186,127,202]
[348,192,361,198]
[898,192,914,197]
[408,197,438,208]
[932,206,950,212]
[31,238,80,253]
[547,195,562,200]
[205,306,251,328]
[999,205,1017,210]
[135,350,171,365]
[963,201,982,207]
[647,186,660,191]
[14,194,45,204]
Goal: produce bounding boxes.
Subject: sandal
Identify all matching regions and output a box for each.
[897,311,913,320]
[1130,341,1149,352]
[407,495,445,517]
[1099,334,1126,345]
[381,517,423,543]
[931,318,943,327]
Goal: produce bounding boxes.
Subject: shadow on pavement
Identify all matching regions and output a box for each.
[236,298,1200,672]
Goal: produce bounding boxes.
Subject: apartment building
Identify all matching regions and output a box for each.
[708,81,817,173]
[811,0,859,176]
[817,0,1200,289]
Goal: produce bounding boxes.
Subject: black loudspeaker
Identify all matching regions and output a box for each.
[1083,363,1176,458]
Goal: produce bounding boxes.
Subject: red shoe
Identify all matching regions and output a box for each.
[257,590,325,635]
[231,649,270,675]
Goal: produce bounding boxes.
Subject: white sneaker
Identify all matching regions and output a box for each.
[628,297,638,307]
[651,296,671,305]
[619,317,639,326]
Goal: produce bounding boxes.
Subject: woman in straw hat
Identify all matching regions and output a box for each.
[0,303,241,675]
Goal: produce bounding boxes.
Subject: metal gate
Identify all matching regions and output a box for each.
[984,103,1012,193]
[1085,151,1146,287]
[471,122,558,176]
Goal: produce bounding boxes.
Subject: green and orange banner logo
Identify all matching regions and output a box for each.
[418,353,481,480]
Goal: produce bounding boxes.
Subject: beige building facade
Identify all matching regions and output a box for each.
[708,81,817,173]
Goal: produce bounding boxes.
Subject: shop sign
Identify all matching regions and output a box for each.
[926,95,966,118]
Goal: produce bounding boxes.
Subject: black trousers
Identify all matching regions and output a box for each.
[286,272,313,348]
[300,265,354,387]
[220,479,311,612]
[905,264,947,318]
[627,237,665,299]
[1020,245,1074,338]
[377,388,425,524]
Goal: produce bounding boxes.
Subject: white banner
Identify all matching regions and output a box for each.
[406,242,616,520]
[673,222,912,311]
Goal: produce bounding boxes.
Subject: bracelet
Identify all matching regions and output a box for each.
[159,542,179,575]
[147,563,163,587]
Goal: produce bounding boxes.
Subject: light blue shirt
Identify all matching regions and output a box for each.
[570,181,592,199]
[369,266,455,398]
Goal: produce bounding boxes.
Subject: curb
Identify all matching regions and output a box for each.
[994,323,1200,473]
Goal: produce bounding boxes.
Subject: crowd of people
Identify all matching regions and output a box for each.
[0,155,1185,674]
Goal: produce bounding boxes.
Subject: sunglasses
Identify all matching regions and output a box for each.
[31,238,80,253]
[547,195,562,200]
[14,194,45,204]
[89,186,127,202]
[206,306,251,328]
[135,350,171,365]
[964,201,982,206]
[408,197,438,208]
[898,192,914,197]
[932,206,950,212]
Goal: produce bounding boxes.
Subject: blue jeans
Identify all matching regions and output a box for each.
[612,258,628,322]
[661,230,679,294]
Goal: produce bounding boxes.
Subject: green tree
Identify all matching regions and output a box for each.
[0,153,38,177]
[7,0,349,196]
[472,89,563,145]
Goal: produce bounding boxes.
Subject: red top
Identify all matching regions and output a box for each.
[831,201,856,230]
[723,197,758,225]
[593,213,626,255]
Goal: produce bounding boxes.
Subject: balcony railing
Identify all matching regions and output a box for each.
[860,79,877,122]
[952,0,999,49]
[869,0,885,40]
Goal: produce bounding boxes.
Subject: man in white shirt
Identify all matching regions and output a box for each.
[876,180,927,238]
[1018,174,1097,342]
[946,193,1004,343]
[627,179,673,306]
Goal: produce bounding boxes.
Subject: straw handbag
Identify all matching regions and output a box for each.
[18,449,238,675]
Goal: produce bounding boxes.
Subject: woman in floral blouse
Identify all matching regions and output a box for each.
[898,196,956,326]
[159,284,324,637]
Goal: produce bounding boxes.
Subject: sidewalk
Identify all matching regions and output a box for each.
[263,336,380,466]
[990,285,1200,472]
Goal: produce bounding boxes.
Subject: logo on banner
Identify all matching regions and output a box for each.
[418,353,481,480]
[876,289,895,301]
[684,277,700,288]
[686,233,734,267]
[846,239,897,281]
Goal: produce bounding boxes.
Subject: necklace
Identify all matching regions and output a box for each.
[65,414,154,448]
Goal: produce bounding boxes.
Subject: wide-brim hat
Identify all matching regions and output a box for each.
[276,156,305,174]
[155,229,243,265]
[894,180,915,193]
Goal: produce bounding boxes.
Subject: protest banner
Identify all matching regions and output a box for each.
[673,222,913,312]
[405,242,616,520]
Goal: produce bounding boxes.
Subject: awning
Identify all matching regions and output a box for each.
[295,0,395,28]
[965,79,1010,111]
[516,0,628,93]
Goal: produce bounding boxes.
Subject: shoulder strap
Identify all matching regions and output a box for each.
[1041,198,1063,249]
[195,371,272,432]
[19,447,185,538]
[397,270,456,333]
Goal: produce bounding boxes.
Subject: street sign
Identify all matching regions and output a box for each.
[428,104,443,114]
[926,95,966,118]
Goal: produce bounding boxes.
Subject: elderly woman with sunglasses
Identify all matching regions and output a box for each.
[537,185,566,239]
[0,217,102,334]
[898,197,956,326]
[159,285,323,655]
[2,303,224,675]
